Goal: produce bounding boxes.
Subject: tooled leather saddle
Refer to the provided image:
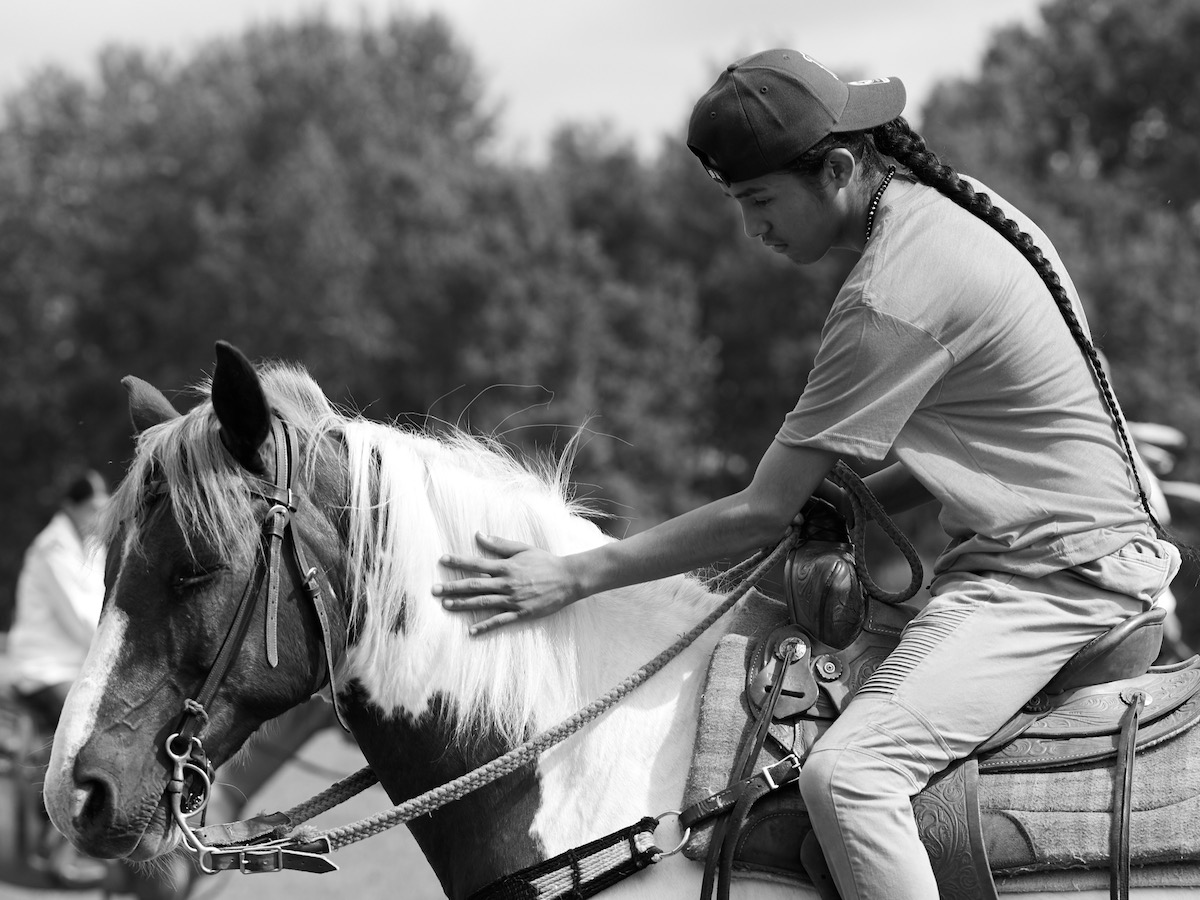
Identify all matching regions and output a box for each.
[680,500,1200,900]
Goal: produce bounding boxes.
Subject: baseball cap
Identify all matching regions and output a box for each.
[687,49,906,185]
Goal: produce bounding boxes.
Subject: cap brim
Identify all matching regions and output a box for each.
[835,77,906,132]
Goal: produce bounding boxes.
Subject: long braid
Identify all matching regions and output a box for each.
[870,117,1165,537]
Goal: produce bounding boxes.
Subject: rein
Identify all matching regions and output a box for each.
[177,514,802,874]
[170,442,920,884]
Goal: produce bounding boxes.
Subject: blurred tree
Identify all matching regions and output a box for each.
[5,0,1200,629]
[0,11,719,612]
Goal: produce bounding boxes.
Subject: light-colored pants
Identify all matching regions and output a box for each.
[798,536,1180,900]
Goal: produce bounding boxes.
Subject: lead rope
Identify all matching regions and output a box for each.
[187,525,802,867]
[300,532,799,852]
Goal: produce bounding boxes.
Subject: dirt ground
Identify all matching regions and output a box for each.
[6,728,447,900]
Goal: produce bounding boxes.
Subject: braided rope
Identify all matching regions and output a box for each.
[276,768,380,829]
[288,531,800,851]
[827,461,924,605]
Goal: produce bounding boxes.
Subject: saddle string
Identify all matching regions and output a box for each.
[828,460,924,605]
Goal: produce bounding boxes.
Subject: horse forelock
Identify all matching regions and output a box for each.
[102,364,338,565]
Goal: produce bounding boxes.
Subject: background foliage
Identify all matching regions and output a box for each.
[2,0,1199,630]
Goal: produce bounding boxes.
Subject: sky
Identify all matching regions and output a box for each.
[0,0,1048,160]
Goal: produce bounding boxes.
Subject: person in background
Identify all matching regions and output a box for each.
[8,468,109,731]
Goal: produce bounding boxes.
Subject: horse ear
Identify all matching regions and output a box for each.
[211,341,271,473]
[122,376,181,434]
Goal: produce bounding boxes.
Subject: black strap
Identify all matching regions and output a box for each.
[716,777,772,900]
[467,817,659,900]
[288,527,351,732]
[201,845,338,874]
[701,650,796,900]
[194,811,296,847]
[174,561,267,748]
[1111,690,1146,900]
[679,754,801,830]
[262,418,298,668]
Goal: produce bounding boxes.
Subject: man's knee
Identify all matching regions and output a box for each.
[800,744,918,818]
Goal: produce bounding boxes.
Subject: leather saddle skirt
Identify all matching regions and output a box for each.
[681,590,1200,894]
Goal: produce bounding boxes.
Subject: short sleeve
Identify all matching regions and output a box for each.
[776,305,952,460]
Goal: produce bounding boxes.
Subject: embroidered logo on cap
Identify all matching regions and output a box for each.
[799,53,837,78]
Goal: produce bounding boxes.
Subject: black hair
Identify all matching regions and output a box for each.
[62,469,107,506]
[790,118,1167,540]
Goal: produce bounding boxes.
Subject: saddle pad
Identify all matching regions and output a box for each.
[980,718,1200,873]
[682,591,1200,885]
[681,591,820,873]
[996,864,1200,892]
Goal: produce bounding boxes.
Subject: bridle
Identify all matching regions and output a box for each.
[162,416,346,862]
[140,411,826,883]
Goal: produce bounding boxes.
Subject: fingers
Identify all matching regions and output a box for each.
[434,533,534,579]
[468,611,523,636]
[436,554,506,578]
[439,588,518,609]
[431,533,546,637]
[474,533,534,556]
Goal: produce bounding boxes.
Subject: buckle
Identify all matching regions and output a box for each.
[761,753,801,791]
[241,847,284,874]
[202,845,339,875]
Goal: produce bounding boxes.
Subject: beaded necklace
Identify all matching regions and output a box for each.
[863,165,896,243]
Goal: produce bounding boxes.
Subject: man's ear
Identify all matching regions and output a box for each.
[824,147,858,190]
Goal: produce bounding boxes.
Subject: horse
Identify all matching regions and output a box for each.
[39,342,1200,899]
[1,666,339,898]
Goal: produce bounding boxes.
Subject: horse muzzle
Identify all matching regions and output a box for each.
[45,745,183,860]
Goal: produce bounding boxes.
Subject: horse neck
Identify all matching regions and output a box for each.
[339,573,734,899]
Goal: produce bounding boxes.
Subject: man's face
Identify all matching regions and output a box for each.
[724,168,851,266]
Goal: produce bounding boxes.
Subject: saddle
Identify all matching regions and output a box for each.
[680,502,1200,900]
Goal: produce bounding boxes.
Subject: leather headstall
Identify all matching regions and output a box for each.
[165,416,347,822]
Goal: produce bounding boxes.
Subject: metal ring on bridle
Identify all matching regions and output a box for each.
[166,731,202,763]
[651,810,691,858]
[179,762,213,816]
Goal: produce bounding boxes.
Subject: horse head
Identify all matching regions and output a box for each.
[43,341,349,861]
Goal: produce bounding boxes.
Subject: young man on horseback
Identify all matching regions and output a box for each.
[435,49,1180,898]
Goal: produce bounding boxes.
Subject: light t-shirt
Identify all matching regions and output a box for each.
[8,511,106,692]
[776,177,1150,578]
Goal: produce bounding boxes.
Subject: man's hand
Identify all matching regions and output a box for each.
[433,534,582,636]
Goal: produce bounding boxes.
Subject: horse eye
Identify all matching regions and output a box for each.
[173,565,227,590]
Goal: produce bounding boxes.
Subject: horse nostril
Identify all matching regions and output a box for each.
[69,764,116,831]
[78,778,109,824]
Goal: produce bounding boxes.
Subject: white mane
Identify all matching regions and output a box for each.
[327,413,623,743]
[107,363,721,747]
